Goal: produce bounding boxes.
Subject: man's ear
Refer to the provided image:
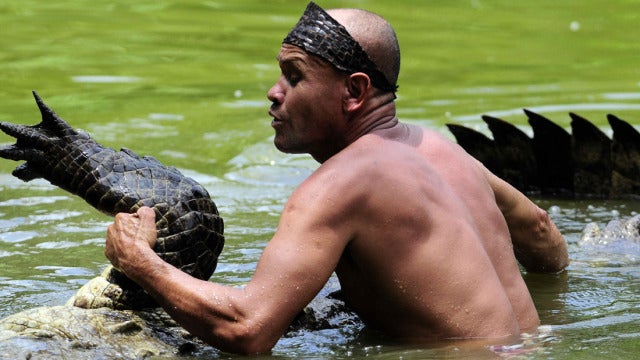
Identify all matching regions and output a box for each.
[343,72,370,113]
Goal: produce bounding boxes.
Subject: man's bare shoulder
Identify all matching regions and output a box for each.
[285,135,407,218]
[292,145,376,201]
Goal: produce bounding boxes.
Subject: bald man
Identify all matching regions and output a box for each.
[105,2,568,354]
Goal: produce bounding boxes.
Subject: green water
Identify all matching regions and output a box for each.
[1,0,639,358]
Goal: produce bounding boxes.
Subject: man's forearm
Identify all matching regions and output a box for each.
[484,165,569,273]
[123,250,280,354]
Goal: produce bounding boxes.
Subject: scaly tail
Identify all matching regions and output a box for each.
[0,92,224,310]
[447,110,640,199]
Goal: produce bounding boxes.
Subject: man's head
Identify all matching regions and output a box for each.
[282,2,400,95]
[267,2,400,163]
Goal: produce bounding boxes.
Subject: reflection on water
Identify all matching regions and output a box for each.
[1,0,640,358]
[71,75,142,84]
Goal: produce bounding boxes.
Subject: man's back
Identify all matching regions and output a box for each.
[412,124,540,331]
[311,121,538,341]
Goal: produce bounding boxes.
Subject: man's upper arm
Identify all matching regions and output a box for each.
[481,163,569,273]
[245,176,352,335]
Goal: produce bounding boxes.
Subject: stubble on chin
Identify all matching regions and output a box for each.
[273,134,306,155]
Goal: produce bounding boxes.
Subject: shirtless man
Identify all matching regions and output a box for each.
[105,2,568,354]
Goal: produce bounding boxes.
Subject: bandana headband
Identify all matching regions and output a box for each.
[283,2,398,93]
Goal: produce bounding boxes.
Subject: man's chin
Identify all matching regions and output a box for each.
[273,139,304,155]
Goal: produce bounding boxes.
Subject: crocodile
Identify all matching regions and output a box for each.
[447,110,640,199]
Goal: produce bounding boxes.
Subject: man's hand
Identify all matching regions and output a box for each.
[105,206,158,274]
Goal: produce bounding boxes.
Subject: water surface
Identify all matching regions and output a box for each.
[1,0,639,358]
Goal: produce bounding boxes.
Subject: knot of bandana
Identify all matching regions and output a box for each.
[283,2,398,93]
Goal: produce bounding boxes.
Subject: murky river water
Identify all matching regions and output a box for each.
[1,0,639,358]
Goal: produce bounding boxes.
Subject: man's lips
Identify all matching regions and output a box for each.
[269,111,283,125]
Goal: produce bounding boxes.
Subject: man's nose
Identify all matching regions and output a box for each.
[267,80,284,106]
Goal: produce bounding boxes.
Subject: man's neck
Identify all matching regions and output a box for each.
[344,95,398,142]
[311,95,399,164]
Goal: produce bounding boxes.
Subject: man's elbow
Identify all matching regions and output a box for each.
[538,209,569,270]
[515,245,569,273]
[205,321,280,355]
[230,329,279,356]
[517,208,570,273]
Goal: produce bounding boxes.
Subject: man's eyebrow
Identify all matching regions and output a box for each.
[277,58,307,72]
[278,57,297,64]
[277,52,307,65]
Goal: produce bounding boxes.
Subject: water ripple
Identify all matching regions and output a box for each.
[71,75,141,83]
[0,196,69,207]
[0,231,38,244]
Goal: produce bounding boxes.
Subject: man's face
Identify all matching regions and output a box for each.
[267,44,348,161]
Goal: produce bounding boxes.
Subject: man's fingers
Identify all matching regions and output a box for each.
[137,206,156,221]
[104,223,117,264]
[136,206,157,248]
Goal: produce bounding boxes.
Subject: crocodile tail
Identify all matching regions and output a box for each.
[448,110,640,199]
[482,114,538,192]
[0,92,100,185]
[526,109,573,196]
[446,123,503,175]
[609,114,640,197]
[1,93,226,310]
[570,112,612,197]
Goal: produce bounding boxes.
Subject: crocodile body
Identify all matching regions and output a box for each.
[0,306,218,359]
[0,280,354,359]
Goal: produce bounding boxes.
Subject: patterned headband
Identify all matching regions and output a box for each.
[283,2,398,93]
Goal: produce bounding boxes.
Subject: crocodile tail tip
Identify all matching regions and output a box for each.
[31,90,77,135]
[32,90,57,122]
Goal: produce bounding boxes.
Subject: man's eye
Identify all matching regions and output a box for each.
[287,73,301,86]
